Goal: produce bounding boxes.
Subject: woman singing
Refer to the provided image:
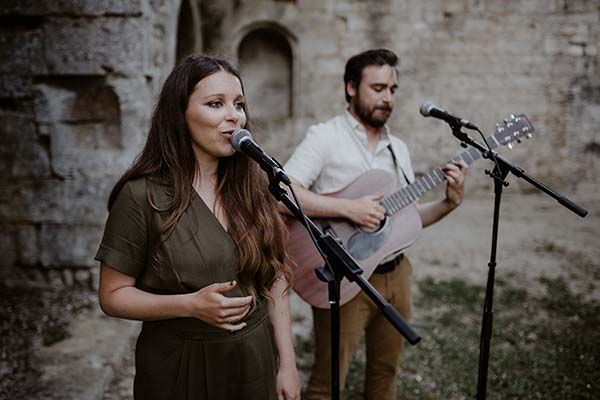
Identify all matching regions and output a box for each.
[96,54,301,400]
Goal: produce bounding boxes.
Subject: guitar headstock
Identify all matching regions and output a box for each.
[491,114,535,149]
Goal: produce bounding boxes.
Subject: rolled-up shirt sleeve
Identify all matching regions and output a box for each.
[95,181,147,278]
[284,125,326,189]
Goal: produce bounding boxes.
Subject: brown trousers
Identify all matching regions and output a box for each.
[306,256,413,400]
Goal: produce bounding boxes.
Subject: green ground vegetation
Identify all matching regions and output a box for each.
[389,275,598,400]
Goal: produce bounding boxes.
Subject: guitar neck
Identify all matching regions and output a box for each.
[382,137,497,215]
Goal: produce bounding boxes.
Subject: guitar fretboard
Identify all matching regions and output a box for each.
[381,142,491,215]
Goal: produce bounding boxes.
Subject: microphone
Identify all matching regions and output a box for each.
[419,101,479,130]
[231,129,291,185]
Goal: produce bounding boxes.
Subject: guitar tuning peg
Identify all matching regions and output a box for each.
[510,114,516,120]
[503,118,509,124]
[507,142,513,149]
[526,133,533,139]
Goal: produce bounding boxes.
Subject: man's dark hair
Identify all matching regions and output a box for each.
[343,48,399,103]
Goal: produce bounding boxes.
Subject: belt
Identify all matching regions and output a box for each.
[373,253,404,274]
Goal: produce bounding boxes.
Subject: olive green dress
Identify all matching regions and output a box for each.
[95,178,277,400]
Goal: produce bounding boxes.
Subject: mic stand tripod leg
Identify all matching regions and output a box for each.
[315,265,342,400]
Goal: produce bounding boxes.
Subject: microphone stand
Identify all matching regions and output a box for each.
[446,122,587,400]
[263,161,421,400]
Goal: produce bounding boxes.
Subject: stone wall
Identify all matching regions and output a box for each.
[0,0,598,287]
[0,0,185,287]
[209,0,599,191]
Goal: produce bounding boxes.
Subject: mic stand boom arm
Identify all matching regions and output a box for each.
[447,122,587,400]
[451,124,587,218]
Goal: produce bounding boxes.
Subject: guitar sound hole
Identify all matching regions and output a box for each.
[347,216,391,260]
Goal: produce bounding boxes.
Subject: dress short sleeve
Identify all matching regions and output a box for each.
[95,180,148,278]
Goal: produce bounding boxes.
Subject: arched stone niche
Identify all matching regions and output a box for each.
[235,22,297,145]
[33,76,122,178]
[176,0,202,63]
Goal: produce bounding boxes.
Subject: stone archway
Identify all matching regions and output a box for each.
[235,23,297,151]
[176,0,202,62]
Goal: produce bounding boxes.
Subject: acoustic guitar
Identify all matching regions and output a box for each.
[286,114,534,309]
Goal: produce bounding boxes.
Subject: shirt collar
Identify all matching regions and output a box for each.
[343,109,391,151]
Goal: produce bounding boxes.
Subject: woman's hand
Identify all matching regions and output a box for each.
[276,364,301,400]
[186,280,253,331]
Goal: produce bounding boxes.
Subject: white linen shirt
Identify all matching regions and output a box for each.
[284,110,415,194]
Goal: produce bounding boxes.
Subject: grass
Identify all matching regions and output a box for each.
[332,274,599,399]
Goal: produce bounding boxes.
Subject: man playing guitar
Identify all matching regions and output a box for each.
[283,48,468,399]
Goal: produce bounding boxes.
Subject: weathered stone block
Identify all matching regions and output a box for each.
[16,224,40,267]
[568,44,585,57]
[0,0,144,17]
[0,177,113,225]
[557,0,600,14]
[26,267,48,287]
[42,17,145,75]
[33,76,123,167]
[441,0,466,16]
[0,110,51,178]
[0,75,32,98]
[33,76,122,122]
[31,76,145,178]
[0,224,17,270]
[46,269,64,289]
[62,269,74,286]
[0,30,46,74]
[584,45,597,56]
[90,268,100,290]
[39,224,103,268]
[74,269,91,285]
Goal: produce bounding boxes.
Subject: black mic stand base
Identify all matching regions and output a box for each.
[314,266,342,400]
[445,121,587,400]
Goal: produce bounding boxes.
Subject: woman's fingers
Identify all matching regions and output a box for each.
[222,321,247,332]
[218,304,252,323]
[219,294,254,308]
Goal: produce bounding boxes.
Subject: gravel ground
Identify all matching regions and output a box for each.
[0,286,97,400]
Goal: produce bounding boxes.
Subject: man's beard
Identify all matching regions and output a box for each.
[353,93,392,129]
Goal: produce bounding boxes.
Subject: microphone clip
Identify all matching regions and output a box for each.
[269,158,291,186]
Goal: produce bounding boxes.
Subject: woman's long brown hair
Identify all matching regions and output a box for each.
[107,54,291,299]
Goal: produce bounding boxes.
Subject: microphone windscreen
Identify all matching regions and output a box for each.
[419,101,435,117]
[231,128,252,152]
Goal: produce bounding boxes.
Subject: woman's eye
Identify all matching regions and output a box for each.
[208,101,222,108]
[235,102,245,110]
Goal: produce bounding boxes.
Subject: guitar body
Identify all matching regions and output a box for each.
[286,169,423,309]
[285,113,534,309]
